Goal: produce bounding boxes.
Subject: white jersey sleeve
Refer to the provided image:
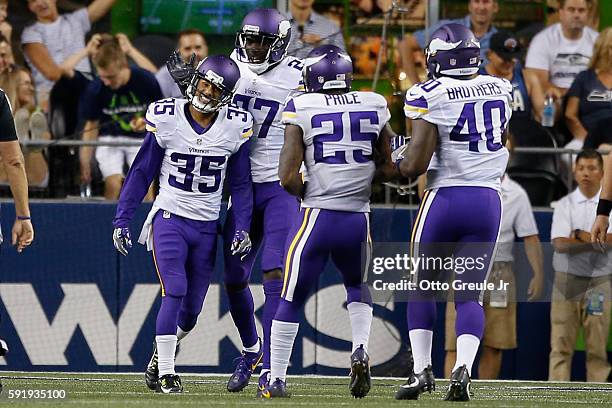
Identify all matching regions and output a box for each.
[404,76,513,191]
[145,97,181,148]
[231,52,304,183]
[284,91,390,212]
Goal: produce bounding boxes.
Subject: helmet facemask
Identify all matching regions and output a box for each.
[187,69,234,114]
[235,21,290,74]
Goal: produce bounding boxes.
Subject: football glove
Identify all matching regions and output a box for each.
[231,230,252,260]
[113,227,132,256]
[166,50,196,96]
[390,134,409,164]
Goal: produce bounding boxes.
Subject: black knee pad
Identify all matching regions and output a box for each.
[263,268,283,281]
[225,282,249,293]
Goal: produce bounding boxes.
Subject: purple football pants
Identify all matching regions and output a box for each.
[152,211,217,336]
[407,186,502,340]
[275,208,373,323]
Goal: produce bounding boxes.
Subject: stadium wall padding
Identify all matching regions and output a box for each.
[0,202,608,381]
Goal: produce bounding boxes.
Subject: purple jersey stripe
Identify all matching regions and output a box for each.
[283,98,297,113]
[404,95,428,110]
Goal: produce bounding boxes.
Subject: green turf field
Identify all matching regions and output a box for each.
[0,372,611,407]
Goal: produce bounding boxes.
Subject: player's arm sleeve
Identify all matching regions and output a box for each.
[525,33,549,70]
[514,191,539,238]
[0,93,17,142]
[403,84,431,120]
[113,132,164,228]
[281,98,302,128]
[227,139,253,233]
[550,198,571,240]
[143,102,167,148]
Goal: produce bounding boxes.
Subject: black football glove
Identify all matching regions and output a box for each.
[166,50,196,97]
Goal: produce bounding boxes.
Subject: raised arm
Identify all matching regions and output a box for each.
[279,124,306,198]
[87,0,117,24]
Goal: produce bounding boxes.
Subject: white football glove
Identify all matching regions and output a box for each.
[390,135,409,164]
[231,230,252,260]
[113,227,132,256]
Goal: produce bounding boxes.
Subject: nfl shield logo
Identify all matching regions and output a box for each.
[450,58,457,66]
[318,76,325,83]
[197,139,202,145]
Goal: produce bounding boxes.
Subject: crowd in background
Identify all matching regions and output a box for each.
[0,0,608,203]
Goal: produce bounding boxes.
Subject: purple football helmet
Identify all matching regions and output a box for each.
[235,8,291,74]
[425,23,481,78]
[186,55,240,113]
[303,45,353,93]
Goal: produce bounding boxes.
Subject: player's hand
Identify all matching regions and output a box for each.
[11,218,34,253]
[130,116,146,132]
[527,274,544,301]
[302,33,322,44]
[591,215,609,252]
[167,50,196,92]
[390,135,408,164]
[113,227,132,256]
[231,230,252,260]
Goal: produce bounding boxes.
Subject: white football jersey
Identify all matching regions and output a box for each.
[231,50,304,183]
[145,98,253,221]
[404,75,513,191]
[282,91,391,212]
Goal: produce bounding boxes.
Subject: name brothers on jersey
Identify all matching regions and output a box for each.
[446,81,504,101]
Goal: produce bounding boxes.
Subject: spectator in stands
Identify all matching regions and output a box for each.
[483,31,545,122]
[22,0,117,108]
[525,0,598,99]
[566,28,612,152]
[549,149,612,382]
[0,33,13,74]
[156,29,208,98]
[445,172,544,379]
[286,0,346,59]
[0,0,11,43]
[79,34,162,200]
[0,67,50,187]
[400,0,498,85]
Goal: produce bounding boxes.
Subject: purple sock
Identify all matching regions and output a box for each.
[227,286,259,349]
[407,301,436,331]
[262,279,283,370]
[455,301,484,339]
[156,295,182,335]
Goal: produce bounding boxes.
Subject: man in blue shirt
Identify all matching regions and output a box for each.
[79,34,162,200]
[400,0,498,85]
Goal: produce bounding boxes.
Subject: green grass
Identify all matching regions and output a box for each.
[0,372,611,407]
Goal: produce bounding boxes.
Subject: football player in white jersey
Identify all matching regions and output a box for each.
[111,55,254,394]
[393,24,513,401]
[223,8,305,395]
[260,45,398,399]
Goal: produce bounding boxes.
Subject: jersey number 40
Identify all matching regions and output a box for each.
[450,100,507,152]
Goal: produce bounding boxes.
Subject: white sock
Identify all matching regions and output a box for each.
[409,329,433,373]
[176,326,190,343]
[453,334,480,376]
[244,338,260,353]
[156,334,177,376]
[270,320,299,382]
[347,302,373,353]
